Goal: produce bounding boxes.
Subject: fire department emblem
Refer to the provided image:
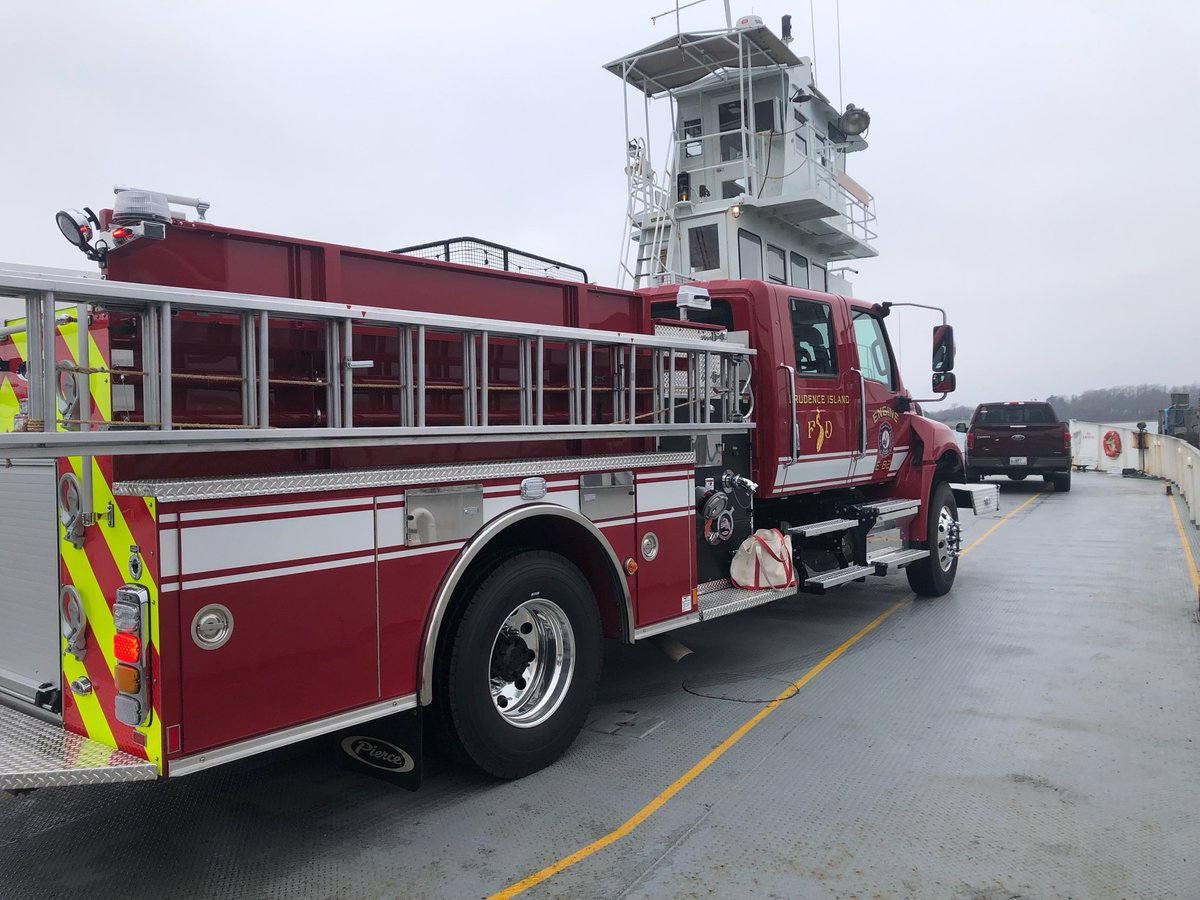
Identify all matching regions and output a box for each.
[878,422,894,458]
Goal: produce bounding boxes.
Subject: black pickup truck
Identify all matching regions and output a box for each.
[958,401,1072,491]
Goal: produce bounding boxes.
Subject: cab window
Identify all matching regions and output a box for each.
[789,298,837,376]
[851,309,894,388]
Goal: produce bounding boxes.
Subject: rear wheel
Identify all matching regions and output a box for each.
[1053,469,1072,492]
[906,481,960,597]
[438,551,602,779]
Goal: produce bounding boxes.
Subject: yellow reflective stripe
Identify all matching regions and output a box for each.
[60,638,117,749]
[71,456,163,768]
[0,377,17,432]
[57,321,112,425]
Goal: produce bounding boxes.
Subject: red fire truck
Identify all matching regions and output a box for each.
[0,190,994,790]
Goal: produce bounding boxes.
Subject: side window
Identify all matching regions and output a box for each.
[718,100,744,161]
[851,310,895,388]
[688,224,720,272]
[738,229,763,280]
[789,298,838,376]
[811,263,827,292]
[789,252,809,288]
[766,244,786,284]
[682,119,703,159]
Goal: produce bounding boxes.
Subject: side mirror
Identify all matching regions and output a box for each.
[955,422,967,433]
[932,372,957,394]
[932,324,955,373]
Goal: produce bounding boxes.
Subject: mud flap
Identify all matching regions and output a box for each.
[334,707,422,791]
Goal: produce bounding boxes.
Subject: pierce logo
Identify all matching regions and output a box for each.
[341,736,415,773]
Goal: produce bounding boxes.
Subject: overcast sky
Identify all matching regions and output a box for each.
[2,0,1197,409]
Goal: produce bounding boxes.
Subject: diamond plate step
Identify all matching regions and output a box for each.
[803,564,874,593]
[867,547,929,575]
[698,583,798,621]
[0,702,158,790]
[787,518,858,537]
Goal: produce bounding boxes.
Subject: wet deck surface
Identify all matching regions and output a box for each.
[2,473,1198,899]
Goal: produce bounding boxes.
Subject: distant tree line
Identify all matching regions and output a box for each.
[926,383,1200,425]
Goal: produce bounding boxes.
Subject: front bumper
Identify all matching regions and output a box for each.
[968,456,1069,475]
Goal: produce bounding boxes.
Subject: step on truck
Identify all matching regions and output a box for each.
[0,190,997,790]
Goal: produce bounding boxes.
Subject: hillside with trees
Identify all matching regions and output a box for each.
[926,383,1200,426]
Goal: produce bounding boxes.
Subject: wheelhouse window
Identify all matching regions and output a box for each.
[811,263,827,292]
[789,252,810,288]
[682,119,703,159]
[851,309,895,388]
[688,223,720,272]
[738,229,763,280]
[766,244,786,284]
[789,298,837,376]
[718,100,744,161]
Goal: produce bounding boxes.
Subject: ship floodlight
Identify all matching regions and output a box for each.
[839,104,871,137]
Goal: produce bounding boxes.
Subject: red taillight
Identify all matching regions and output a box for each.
[111,227,132,239]
[966,430,975,450]
[1064,430,1071,449]
[114,632,141,663]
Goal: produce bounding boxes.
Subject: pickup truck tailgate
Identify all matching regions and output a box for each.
[0,703,157,789]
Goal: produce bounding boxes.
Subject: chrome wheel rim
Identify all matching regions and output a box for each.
[489,598,575,728]
[934,505,957,572]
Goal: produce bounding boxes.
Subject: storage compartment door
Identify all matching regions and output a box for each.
[0,460,60,711]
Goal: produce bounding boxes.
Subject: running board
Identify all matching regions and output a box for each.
[697,582,798,621]
[803,565,874,593]
[0,703,158,790]
[787,518,858,538]
[854,498,921,524]
[867,547,929,575]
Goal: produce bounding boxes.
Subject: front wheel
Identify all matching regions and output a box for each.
[906,481,960,597]
[439,551,602,779]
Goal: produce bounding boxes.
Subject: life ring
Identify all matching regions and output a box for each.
[1102,430,1122,458]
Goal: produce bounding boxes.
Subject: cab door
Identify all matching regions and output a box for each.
[776,294,857,492]
[847,307,911,485]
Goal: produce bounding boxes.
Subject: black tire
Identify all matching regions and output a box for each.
[906,481,959,597]
[1053,470,1072,492]
[965,470,981,484]
[1008,473,1027,481]
[438,550,602,779]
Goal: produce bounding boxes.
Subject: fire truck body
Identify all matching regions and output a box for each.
[0,203,992,790]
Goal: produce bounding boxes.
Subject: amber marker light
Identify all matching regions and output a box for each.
[624,557,639,575]
[114,663,141,694]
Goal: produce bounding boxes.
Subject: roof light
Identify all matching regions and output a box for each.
[113,189,171,224]
[111,227,132,239]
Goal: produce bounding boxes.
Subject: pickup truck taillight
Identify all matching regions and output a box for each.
[1063,430,1071,449]
[966,430,975,450]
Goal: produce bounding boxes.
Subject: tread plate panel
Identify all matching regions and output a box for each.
[0,703,158,790]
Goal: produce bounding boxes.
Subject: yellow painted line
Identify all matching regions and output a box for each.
[1169,493,1200,594]
[490,488,1046,899]
[489,600,905,900]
